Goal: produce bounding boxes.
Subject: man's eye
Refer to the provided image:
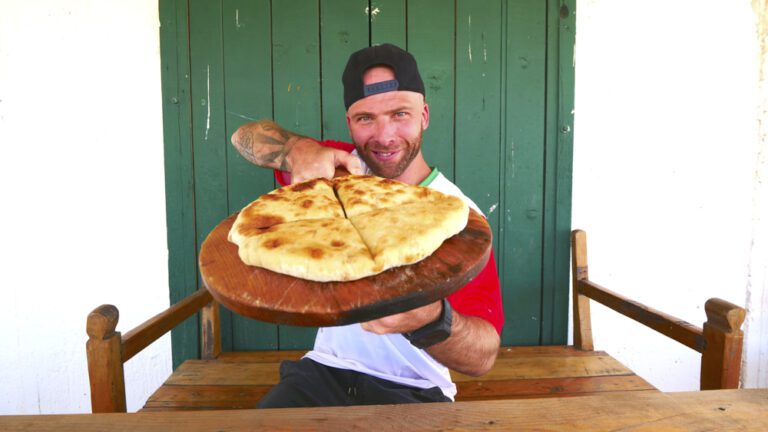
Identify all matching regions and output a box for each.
[357,116,371,122]
[394,112,407,118]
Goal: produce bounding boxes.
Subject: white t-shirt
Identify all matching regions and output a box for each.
[304,159,482,400]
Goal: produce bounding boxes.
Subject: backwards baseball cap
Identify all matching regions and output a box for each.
[342,43,425,110]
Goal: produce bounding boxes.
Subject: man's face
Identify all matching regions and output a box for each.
[346,67,429,180]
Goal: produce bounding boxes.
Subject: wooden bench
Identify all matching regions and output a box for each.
[85,230,746,413]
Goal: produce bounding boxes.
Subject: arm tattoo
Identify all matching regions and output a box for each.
[232,120,299,168]
[234,133,256,162]
[261,121,291,141]
[255,150,290,172]
[232,119,315,172]
[255,132,287,148]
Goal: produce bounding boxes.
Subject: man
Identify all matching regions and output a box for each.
[231,44,503,407]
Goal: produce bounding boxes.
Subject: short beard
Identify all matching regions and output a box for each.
[356,129,423,179]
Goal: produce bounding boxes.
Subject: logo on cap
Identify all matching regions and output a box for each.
[363,79,399,97]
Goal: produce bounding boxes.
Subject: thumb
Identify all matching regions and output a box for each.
[335,151,364,175]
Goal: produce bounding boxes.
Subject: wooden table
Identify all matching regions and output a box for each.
[2,389,766,431]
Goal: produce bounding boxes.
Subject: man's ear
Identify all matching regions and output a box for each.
[422,103,430,130]
[346,115,352,130]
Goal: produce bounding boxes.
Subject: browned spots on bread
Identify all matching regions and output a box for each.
[380,179,399,188]
[236,215,285,236]
[260,193,286,201]
[301,199,313,208]
[289,178,333,192]
[307,247,324,259]
[291,178,322,192]
[251,214,284,228]
[331,240,345,247]
[264,238,283,249]
[353,189,365,195]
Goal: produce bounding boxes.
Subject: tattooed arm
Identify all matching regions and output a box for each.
[231,120,363,183]
[230,120,296,171]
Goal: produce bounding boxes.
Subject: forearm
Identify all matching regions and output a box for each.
[230,120,305,171]
[427,312,500,377]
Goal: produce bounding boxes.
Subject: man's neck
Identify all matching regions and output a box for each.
[394,154,431,185]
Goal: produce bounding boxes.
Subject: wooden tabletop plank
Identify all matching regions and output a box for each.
[164,360,280,386]
[215,350,305,363]
[2,390,766,431]
[451,354,634,382]
[495,346,608,358]
[455,375,656,401]
[144,385,268,410]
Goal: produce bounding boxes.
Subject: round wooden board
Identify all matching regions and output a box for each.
[199,208,492,327]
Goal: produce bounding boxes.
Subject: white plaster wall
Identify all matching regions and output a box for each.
[572,0,765,390]
[0,1,171,413]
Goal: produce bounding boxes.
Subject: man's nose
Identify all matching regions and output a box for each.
[372,119,397,146]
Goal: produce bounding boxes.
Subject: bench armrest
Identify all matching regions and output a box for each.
[570,229,746,390]
[86,288,217,413]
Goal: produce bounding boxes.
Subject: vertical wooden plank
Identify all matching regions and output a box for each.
[201,300,222,360]
[159,0,201,369]
[272,0,322,349]
[189,0,232,351]
[500,0,547,346]
[407,0,456,181]
[455,0,503,257]
[570,230,593,350]
[223,0,275,210]
[551,0,577,344]
[370,0,406,47]
[540,0,576,344]
[321,0,369,141]
[222,0,279,351]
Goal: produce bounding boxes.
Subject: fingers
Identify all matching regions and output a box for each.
[361,316,402,335]
[290,149,362,183]
[336,151,364,175]
[360,321,384,335]
[287,142,338,183]
[291,166,334,184]
[360,301,443,335]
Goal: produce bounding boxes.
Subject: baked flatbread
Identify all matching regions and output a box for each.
[237,218,379,282]
[229,178,344,246]
[229,175,469,281]
[334,174,434,217]
[349,197,469,269]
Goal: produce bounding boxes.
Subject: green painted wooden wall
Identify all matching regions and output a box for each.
[159,0,575,368]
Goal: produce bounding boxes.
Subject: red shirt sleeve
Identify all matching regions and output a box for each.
[274,140,355,186]
[447,249,504,335]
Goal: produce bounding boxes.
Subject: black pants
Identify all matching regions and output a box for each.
[257,358,452,408]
